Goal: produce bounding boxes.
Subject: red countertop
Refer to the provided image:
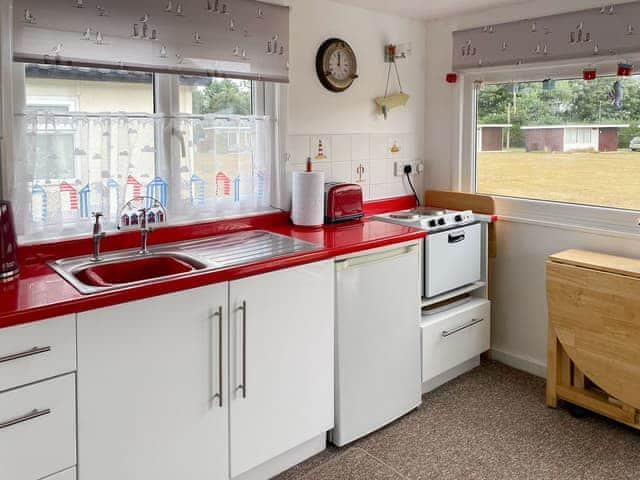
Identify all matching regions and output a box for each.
[0,195,424,329]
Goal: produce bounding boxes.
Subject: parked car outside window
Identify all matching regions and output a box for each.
[630,137,640,151]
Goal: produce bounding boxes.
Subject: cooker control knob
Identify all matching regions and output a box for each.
[437,218,446,226]
[428,219,437,227]
[454,214,463,222]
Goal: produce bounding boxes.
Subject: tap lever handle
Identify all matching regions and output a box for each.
[138,208,152,231]
[92,212,104,235]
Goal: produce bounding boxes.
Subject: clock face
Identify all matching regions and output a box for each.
[316,38,358,92]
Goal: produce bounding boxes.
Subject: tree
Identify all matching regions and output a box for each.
[193,79,251,115]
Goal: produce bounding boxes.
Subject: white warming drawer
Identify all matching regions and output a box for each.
[421,298,490,382]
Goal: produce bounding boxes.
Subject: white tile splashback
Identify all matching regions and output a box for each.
[331,135,351,162]
[351,134,370,160]
[286,132,418,201]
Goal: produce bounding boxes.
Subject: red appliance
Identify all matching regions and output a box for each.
[324,182,364,224]
[0,201,19,280]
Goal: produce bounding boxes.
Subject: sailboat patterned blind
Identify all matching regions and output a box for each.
[13,0,290,83]
[452,1,640,71]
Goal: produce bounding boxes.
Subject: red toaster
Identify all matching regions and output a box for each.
[324,183,364,224]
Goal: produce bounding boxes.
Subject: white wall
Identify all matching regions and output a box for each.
[287,0,426,136]
[425,0,640,376]
[283,0,427,200]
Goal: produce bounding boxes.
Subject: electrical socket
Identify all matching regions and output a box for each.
[394,161,422,177]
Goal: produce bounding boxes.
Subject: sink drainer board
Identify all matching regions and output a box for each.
[546,249,640,429]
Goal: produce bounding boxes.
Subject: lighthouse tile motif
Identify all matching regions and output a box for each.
[315,140,326,160]
[310,136,331,161]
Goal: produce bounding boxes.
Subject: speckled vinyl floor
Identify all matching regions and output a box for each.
[275,360,640,480]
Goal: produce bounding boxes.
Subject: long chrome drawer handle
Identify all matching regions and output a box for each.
[0,408,51,430]
[236,301,247,399]
[442,318,484,338]
[0,346,51,364]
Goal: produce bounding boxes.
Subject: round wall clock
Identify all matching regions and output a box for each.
[316,38,358,92]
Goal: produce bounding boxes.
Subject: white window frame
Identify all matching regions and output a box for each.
[457,55,640,236]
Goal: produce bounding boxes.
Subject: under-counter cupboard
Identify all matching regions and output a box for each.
[0,260,334,480]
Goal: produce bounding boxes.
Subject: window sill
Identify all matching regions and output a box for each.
[490,195,640,237]
[19,207,283,245]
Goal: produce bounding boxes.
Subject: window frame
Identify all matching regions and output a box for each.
[458,56,640,236]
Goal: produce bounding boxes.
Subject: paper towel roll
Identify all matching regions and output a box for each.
[291,171,325,227]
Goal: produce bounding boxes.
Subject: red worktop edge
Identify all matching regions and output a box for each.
[1,195,425,329]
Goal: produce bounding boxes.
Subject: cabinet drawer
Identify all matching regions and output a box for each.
[0,315,76,392]
[421,299,490,382]
[0,374,76,480]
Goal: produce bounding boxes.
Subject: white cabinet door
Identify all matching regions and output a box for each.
[229,260,334,477]
[77,284,229,480]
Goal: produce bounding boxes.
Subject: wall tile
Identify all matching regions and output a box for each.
[351,160,370,185]
[287,135,310,163]
[370,134,390,160]
[351,134,370,160]
[371,182,408,199]
[331,161,351,183]
[312,161,332,177]
[371,159,392,184]
[403,133,416,159]
[361,184,371,201]
[331,135,351,162]
[309,135,332,162]
[388,134,407,159]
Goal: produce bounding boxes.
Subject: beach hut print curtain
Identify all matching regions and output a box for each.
[171,115,271,221]
[13,0,289,83]
[14,112,272,239]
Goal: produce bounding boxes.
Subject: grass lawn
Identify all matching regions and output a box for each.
[477,149,640,210]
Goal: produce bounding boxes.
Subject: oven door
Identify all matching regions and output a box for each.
[424,223,481,298]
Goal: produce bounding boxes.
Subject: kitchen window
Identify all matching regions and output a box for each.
[9,65,276,241]
[474,75,640,212]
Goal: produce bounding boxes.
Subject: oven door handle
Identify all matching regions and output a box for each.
[448,232,465,244]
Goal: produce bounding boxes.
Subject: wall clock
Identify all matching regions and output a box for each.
[316,38,358,92]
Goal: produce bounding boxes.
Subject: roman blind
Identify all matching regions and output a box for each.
[452,1,640,71]
[13,0,289,82]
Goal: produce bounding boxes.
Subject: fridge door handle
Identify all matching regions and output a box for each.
[336,244,418,271]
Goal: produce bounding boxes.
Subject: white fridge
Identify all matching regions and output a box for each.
[332,240,422,446]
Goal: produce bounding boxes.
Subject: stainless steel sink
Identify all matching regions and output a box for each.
[49,230,321,294]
